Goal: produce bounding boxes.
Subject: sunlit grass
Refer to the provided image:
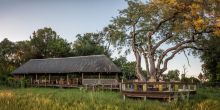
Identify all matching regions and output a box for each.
[0,88,219,110]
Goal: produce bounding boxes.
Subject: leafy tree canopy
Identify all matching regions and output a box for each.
[72,33,111,57]
[163,69,180,81]
[30,27,72,58]
[201,36,220,82]
[113,56,147,80]
[0,38,16,81]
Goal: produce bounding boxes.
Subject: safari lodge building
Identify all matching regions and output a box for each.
[12,55,121,88]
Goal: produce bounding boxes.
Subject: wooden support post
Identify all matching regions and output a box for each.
[188,85,191,90]
[168,84,172,91]
[180,92,184,100]
[183,84,186,90]
[159,84,163,91]
[45,74,46,87]
[31,77,32,87]
[144,96,146,101]
[98,73,101,85]
[82,73,84,85]
[194,85,196,90]
[187,91,190,101]
[174,84,179,91]
[123,95,126,101]
[115,73,118,80]
[35,74,38,86]
[35,74,37,80]
[20,75,22,88]
[143,84,147,92]
[168,95,171,102]
[134,84,137,91]
[67,74,69,85]
[127,84,129,91]
[122,84,125,91]
[92,85,95,91]
[174,93,178,102]
[49,74,51,85]
[121,80,124,91]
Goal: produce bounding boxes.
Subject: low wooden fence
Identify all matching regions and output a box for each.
[82,79,119,90]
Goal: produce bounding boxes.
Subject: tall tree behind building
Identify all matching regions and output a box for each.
[72,33,111,57]
[30,27,72,58]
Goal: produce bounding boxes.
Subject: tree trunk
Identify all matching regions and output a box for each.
[143,53,150,76]
[131,25,146,82]
[132,43,145,81]
[135,51,146,81]
[146,32,157,82]
[148,54,157,82]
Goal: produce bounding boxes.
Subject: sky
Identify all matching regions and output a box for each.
[0,0,202,77]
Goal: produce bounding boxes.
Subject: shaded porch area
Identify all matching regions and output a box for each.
[15,73,80,88]
[14,72,120,89]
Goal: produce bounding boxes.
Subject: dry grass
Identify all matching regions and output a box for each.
[0,87,219,110]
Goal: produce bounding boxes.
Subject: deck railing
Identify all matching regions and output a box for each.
[82,79,120,90]
[30,79,79,88]
[121,81,197,101]
[82,79,118,85]
[121,81,197,92]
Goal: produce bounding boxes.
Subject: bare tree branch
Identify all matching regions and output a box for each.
[183,50,191,67]
[156,28,214,69]
[160,46,203,73]
[156,39,195,70]
[154,11,180,33]
[152,33,173,53]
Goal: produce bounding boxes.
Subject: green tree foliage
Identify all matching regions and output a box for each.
[14,41,34,66]
[0,38,16,84]
[113,56,148,80]
[0,38,16,62]
[180,74,200,84]
[189,77,200,84]
[198,73,203,82]
[201,36,220,82]
[30,27,71,58]
[72,33,111,57]
[0,28,72,86]
[113,56,136,80]
[164,69,180,81]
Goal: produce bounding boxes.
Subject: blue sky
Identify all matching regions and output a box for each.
[0,0,202,77]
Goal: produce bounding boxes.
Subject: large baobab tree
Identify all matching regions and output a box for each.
[104,0,220,81]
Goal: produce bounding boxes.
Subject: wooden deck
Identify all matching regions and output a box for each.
[121,81,197,101]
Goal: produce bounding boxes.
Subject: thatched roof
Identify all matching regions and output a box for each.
[12,55,121,74]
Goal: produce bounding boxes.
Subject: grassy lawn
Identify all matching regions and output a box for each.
[0,87,220,110]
